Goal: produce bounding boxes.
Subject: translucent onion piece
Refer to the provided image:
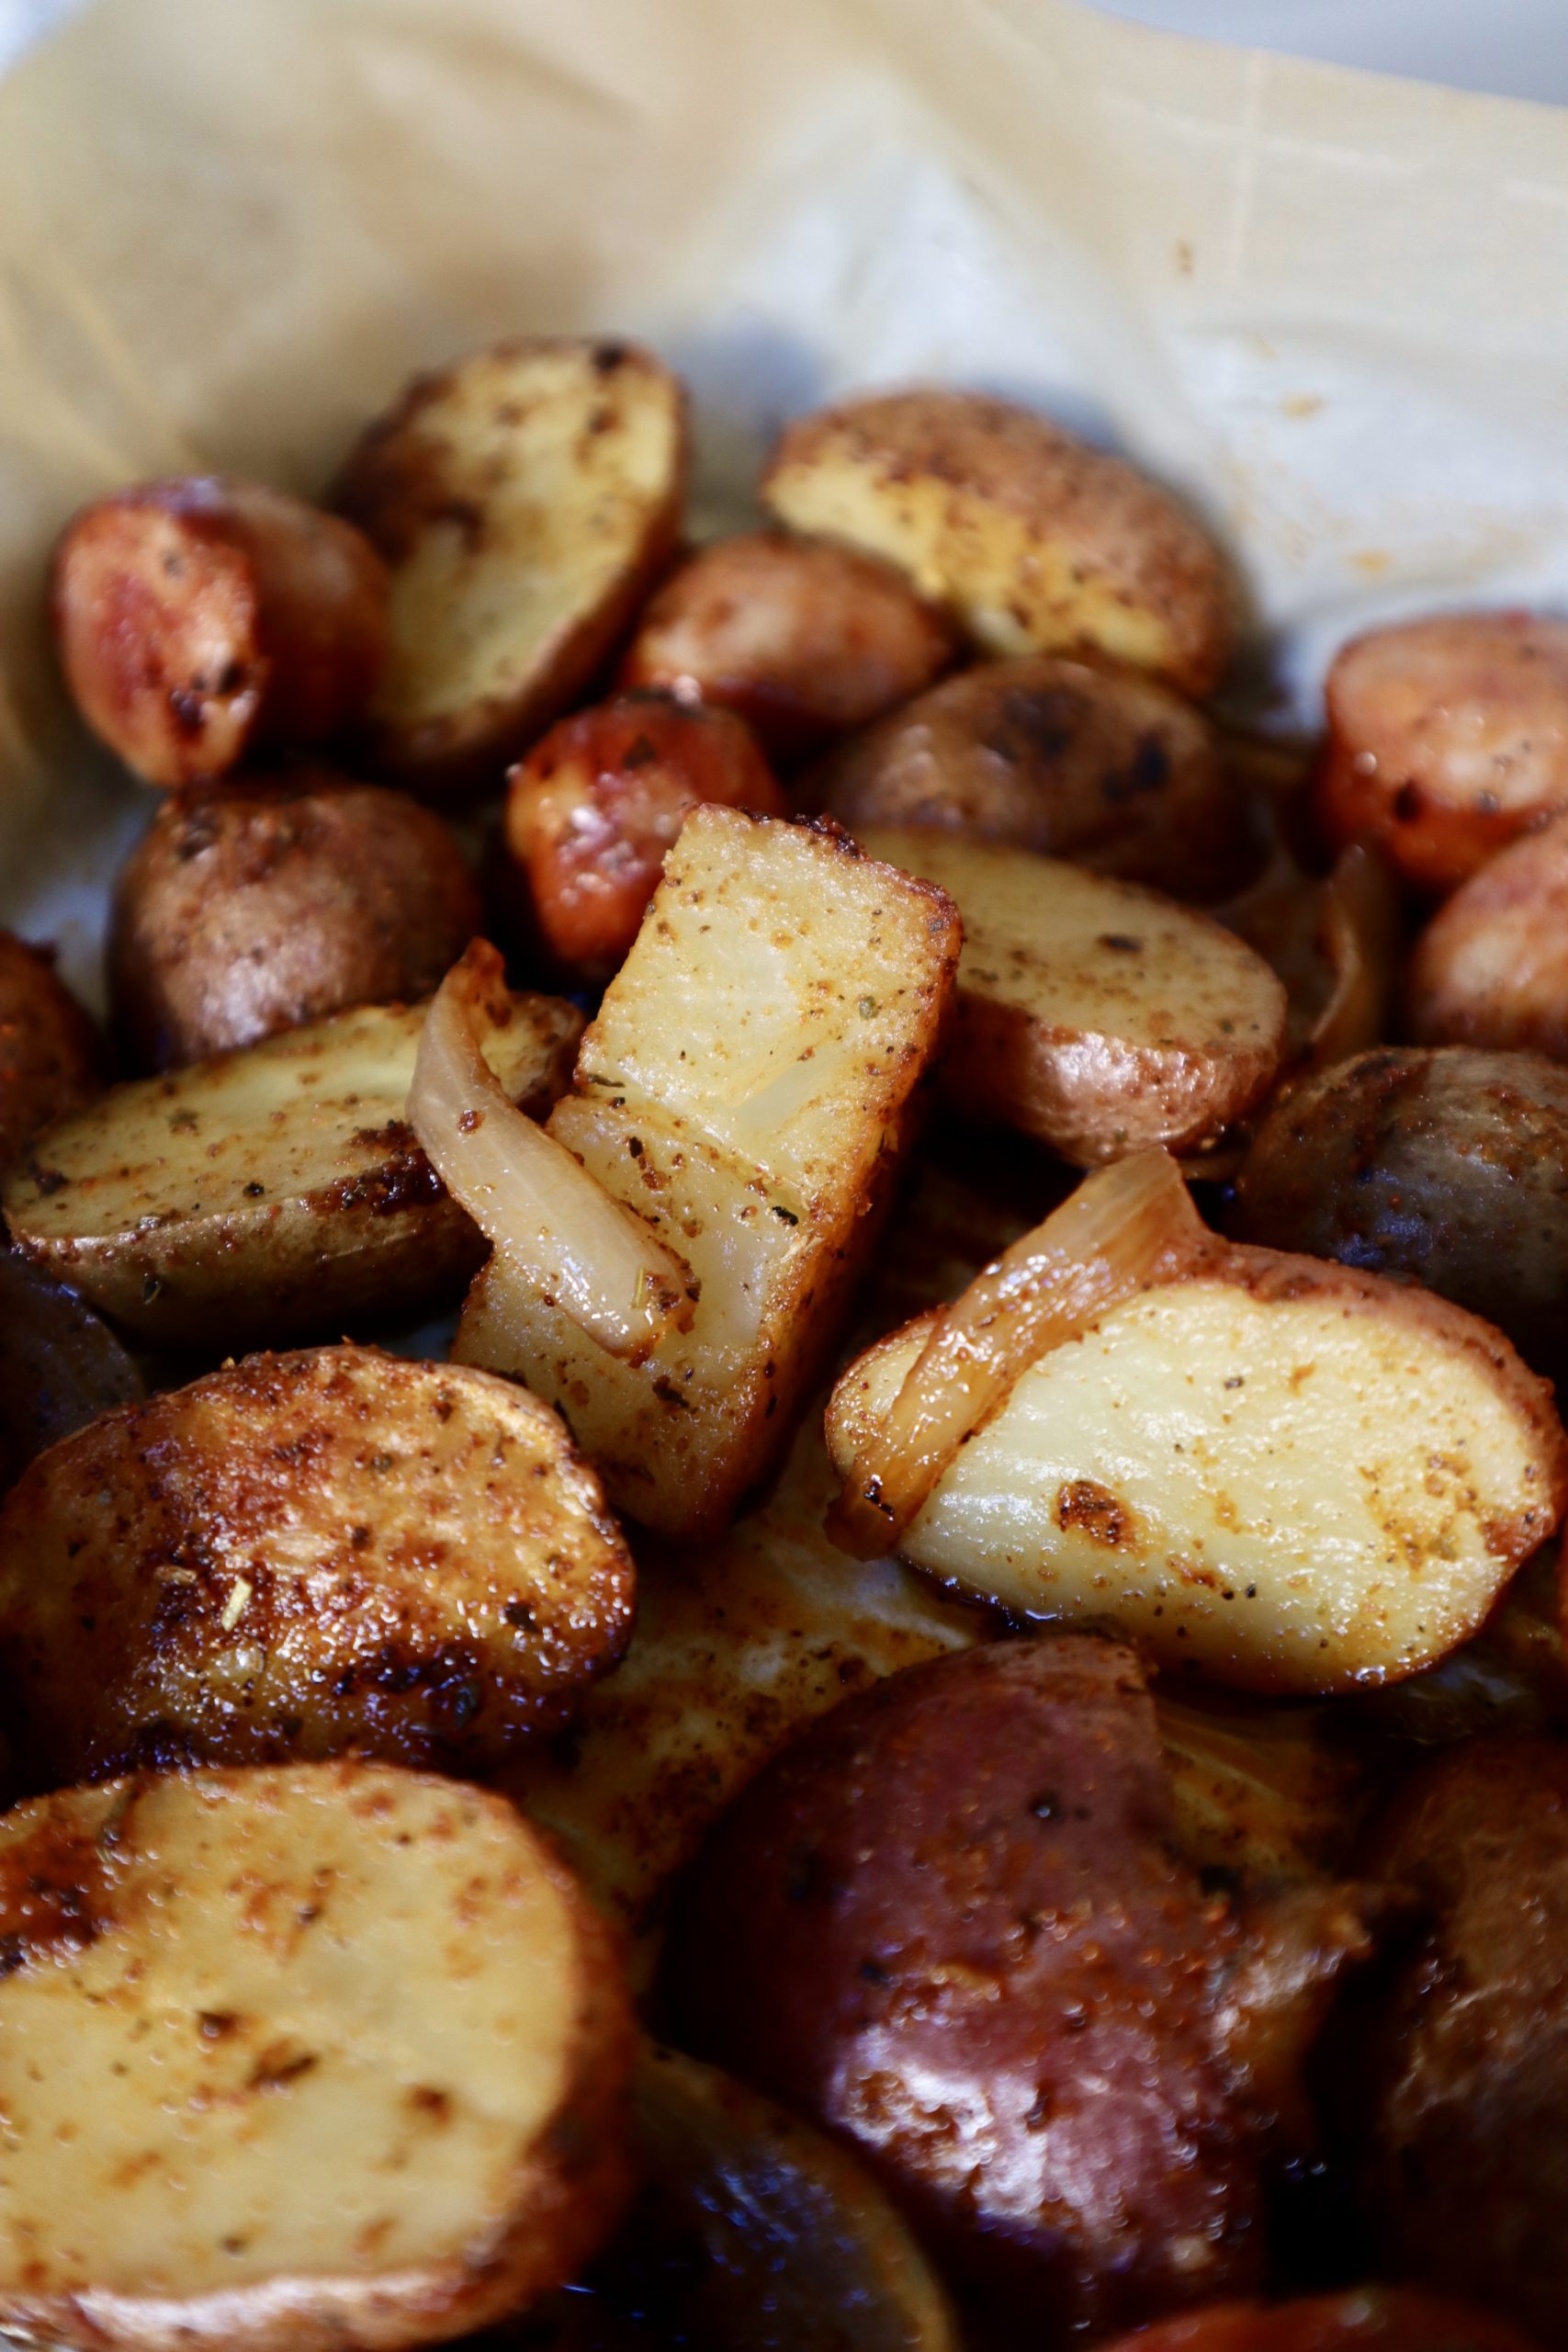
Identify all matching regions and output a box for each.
[828,1148,1207,1559]
[1308,840,1400,1072]
[410,941,693,1363]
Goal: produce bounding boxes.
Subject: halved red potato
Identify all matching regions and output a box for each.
[1092,2290,1542,2352]
[0,931,101,1170]
[1409,807,1568,1058]
[0,1254,143,1498]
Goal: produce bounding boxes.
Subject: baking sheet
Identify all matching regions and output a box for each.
[3,0,1568,1005]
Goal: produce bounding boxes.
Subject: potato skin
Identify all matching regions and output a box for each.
[810,654,1255,901]
[1409,808,1568,1058]
[109,771,482,1068]
[0,932,101,1171]
[619,531,954,760]
[1232,1045,1568,1383]
[1093,2290,1542,2352]
[1319,613,1568,893]
[52,477,388,789]
[0,1254,143,1498]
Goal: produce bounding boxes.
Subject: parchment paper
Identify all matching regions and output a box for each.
[4,0,1568,1006]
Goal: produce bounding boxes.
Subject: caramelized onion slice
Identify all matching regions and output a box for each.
[828,1148,1207,1558]
[411,941,694,1363]
[1308,840,1400,1072]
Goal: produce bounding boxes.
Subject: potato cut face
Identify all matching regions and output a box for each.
[857,826,1287,1161]
[457,808,960,1536]
[3,992,581,1346]
[335,339,686,783]
[828,1254,1565,1692]
[0,1346,635,1781]
[0,1763,632,2352]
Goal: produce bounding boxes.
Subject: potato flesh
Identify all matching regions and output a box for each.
[829,1263,1563,1691]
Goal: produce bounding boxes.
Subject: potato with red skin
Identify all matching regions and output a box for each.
[505,692,788,982]
[1409,808,1568,1057]
[52,478,389,789]
[1094,2289,1543,2352]
[109,772,482,1069]
[0,933,100,1172]
[1319,613,1568,894]
[619,531,954,761]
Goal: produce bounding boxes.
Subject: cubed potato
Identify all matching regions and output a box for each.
[1409,808,1568,1058]
[0,930,101,1171]
[0,1344,635,1783]
[857,826,1287,1162]
[761,390,1234,696]
[827,1244,1566,1693]
[334,339,687,792]
[4,989,580,1349]
[0,1761,633,2352]
[455,807,961,1538]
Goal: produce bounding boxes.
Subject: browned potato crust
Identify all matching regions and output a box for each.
[110,771,482,1068]
[1409,808,1568,1057]
[1319,613,1568,893]
[1233,1046,1568,1383]
[0,1345,635,1784]
[0,931,100,1170]
[809,654,1256,901]
[761,390,1234,695]
[0,1253,143,1498]
[619,531,953,759]
[52,478,388,789]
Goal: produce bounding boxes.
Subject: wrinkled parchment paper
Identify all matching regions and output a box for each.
[4,0,1568,1003]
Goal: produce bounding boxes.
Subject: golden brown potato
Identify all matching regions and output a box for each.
[52,477,388,789]
[1409,808,1568,1057]
[1093,2291,1543,2352]
[809,654,1256,900]
[0,1344,635,1783]
[761,389,1235,695]
[0,930,101,1170]
[4,989,580,1350]
[858,826,1287,1162]
[618,530,954,759]
[334,338,687,792]
[0,1253,143,1498]
[0,1761,633,2352]
[1319,613,1568,893]
[1233,1046,1568,1384]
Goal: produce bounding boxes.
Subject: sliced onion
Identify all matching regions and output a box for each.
[410,941,694,1363]
[1307,840,1400,1072]
[828,1148,1208,1559]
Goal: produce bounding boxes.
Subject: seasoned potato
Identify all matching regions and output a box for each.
[504,693,787,982]
[456,807,961,1538]
[0,1253,143,1497]
[761,389,1234,695]
[0,929,100,1170]
[827,1237,1566,1692]
[110,773,482,1069]
[1094,2290,1543,2352]
[810,654,1255,900]
[1319,613,1568,893]
[52,477,388,789]
[667,1634,1371,2334]
[857,825,1287,1162]
[619,530,954,759]
[1233,1046,1568,1384]
[334,338,686,791]
[1409,808,1568,1057]
[0,1344,635,1782]
[0,1761,633,2351]
[4,989,580,1348]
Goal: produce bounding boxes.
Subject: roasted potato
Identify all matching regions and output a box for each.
[0,1761,633,2352]
[0,1252,143,1498]
[809,653,1255,900]
[761,389,1234,696]
[1233,1046,1568,1384]
[4,989,580,1349]
[456,807,961,1539]
[52,477,388,789]
[334,338,686,791]
[1093,2290,1544,2352]
[0,1344,635,1782]
[504,692,787,982]
[857,825,1287,1162]
[618,530,954,760]
[667,1634,1371,2335]
[1319,612,1568,893]
[110,772,482,1069]
[0,929,101,1170]
[1409,807,1568,1057]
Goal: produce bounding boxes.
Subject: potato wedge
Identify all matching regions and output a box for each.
[334,339,687,791]
[761,390,1234,696]
[455,807,961,1538]
[0,1761,633,2352]
[0,1253,143,1497]
[856,826,1287,1162]
[0,929,101,1171]
[0,1345,635,1782]
[4,989,580,1348]
[827,1243,1566,1693]
[1409,808,1568,1059]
